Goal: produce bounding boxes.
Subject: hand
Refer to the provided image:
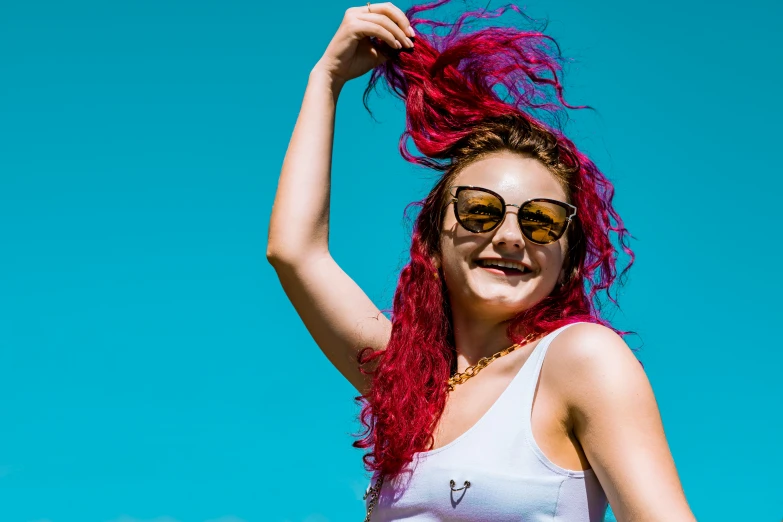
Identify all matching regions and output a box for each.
[314,2,415,85]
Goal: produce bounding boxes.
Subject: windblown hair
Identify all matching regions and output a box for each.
[353,0,634,479]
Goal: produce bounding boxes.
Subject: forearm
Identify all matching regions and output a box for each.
[267,67,346,266]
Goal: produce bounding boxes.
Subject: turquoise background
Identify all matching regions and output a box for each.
[1,0,781,521]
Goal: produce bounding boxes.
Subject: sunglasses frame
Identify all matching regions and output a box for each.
[448,185,578,245]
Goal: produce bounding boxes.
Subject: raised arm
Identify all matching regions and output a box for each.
[266,4,415,394]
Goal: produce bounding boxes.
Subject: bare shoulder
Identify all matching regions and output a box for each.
[547,321,640,371]
[545,322,647,412]
[544,325,696,520]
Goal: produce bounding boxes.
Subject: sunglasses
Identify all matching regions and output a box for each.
[448,185,577,245]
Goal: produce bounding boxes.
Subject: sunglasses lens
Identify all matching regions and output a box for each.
[519,201,570,244]
[455,189,504,232]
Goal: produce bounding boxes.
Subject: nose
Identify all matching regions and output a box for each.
[492,207,525,249]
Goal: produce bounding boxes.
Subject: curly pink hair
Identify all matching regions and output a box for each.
[353,0,635,479]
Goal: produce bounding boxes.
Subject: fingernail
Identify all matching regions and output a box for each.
[407,26,416,37]
[395,40,402,49]
[404,37,413,47]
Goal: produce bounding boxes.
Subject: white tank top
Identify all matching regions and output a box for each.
[365,322,608,521]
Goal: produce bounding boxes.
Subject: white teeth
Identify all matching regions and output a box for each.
[479,259,528,272]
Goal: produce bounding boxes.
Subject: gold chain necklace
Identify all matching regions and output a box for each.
[447,333,538,392]
[363,474,384,522]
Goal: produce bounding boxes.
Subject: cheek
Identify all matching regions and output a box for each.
[438,236,483,291]
[439,218,479,268]
[439,240,468,276]
[534,244,567,279]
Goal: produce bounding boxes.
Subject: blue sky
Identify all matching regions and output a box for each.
[1,0,781,521]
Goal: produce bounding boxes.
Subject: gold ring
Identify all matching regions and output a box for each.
[367,2,371,12]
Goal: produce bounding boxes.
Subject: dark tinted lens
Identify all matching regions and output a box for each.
[519,200,570,244]
[455,189,504,233]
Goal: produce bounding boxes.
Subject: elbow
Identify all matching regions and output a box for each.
[266,243,291,269]
[266,242,327,270]
[266,227,295,268]
[267,218,329,268]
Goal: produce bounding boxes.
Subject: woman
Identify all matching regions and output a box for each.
[267,1,697,520]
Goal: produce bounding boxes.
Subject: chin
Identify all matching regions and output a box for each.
[473,283,557,316]
[456,289,537,318]
[444,271,556,318]
[484,296,538,315]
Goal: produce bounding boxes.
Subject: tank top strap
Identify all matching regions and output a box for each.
[520,322,586,432]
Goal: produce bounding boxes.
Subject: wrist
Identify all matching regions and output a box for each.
[309,64,346,98]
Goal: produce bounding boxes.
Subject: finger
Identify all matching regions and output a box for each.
[367,2,415,38]
[357,12,413,48]
[347,18,401,50]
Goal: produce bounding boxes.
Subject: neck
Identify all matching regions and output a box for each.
[450,305,522,372]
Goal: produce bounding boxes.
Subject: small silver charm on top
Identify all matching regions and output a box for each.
[449,479,471,507]
[450,479,471,491]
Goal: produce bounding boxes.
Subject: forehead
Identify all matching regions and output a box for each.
[452,151,567,202]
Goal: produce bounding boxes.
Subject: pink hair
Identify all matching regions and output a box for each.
[353,0,635,479]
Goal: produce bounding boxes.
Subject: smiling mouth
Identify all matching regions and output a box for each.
[475,259,532,276]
